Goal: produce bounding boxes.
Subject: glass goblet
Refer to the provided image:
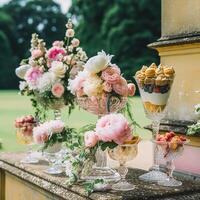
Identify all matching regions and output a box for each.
[43,143,63,175]
[108,143,138,191]
[134,76,174,182]
[155,139,189,187]
[16,128,39,164]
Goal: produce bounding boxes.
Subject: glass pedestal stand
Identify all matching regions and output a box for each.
[77,96,127,183]
[81,147,121,182]
[139,120,167,182]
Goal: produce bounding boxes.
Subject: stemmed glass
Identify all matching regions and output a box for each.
[77,95,127,182]
[134,72,174,182]
[108,143,139,191]
[16,128,39,164]
[154,139,189,187]
[43,143,62,175]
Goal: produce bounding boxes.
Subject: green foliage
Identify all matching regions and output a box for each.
[69,0,161,82]
[187,121,200,135]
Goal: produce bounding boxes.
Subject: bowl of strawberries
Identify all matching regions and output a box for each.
[154,131,189,187]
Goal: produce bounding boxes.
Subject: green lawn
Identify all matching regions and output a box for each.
[0,90,151,152]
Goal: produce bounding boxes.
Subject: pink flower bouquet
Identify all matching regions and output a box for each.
[33,120,67,149]
[15,19,88,119]
[84,113,134,149]
[68,51,136,115]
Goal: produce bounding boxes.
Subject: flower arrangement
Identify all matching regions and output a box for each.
[16,19,87,120]
[64,113,139,193]
[69,51,135,97]
[68,51,135,114]
[32,119,75,149]
[187,104,200,135]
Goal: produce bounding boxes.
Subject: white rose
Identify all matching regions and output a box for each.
[50,61,67,78]
[84,50,113,74]
[83,74,103,97]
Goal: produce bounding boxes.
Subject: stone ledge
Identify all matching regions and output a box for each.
[148,34,200,49]
[1,152,200,200]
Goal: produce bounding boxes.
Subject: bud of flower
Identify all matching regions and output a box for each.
[71,38,80,47]
[66,29,75,38]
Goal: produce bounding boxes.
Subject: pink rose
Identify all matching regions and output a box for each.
[47,47,66,61]
[53,41,64,47]
[71,38,80,47]
[102,82,112,92]
[128,83,136,96]
[101,65,121,84]
[51,83,65,98]
[84,131,98,148]
[112,77,128,96]
[25,67,42,89]
[31,49,43,59]
[95,113,132,145]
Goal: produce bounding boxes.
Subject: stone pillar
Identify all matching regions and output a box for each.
[149,0,200,122]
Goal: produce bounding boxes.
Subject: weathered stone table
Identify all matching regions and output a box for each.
[0,152,200,200]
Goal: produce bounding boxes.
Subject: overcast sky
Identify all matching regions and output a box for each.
[0,0,71,13]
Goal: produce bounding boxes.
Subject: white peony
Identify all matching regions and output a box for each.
[50,61,67,79]
[83,74,103,97]
[37,72,56,93]
[84,50,113,74]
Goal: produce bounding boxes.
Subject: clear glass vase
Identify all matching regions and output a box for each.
[77,95,127,182]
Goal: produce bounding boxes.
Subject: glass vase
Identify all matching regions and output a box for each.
[77,95,127,182]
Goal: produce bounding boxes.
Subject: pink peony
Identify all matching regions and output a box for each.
[33,132,49,144]
[84,131,98,148]
[101,65,121,84]
[128,83,136,96]
[31,49,43,59]
[25,67,42,89]
[112,77,128,96]
[49,120,65,133]
[102,81,112,92]
[47,47,66,61]
[51,83,65,98]
[95,113,132,145]
[33,125,50,144]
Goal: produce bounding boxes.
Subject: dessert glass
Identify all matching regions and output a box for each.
[16,127,39,164]
[77,96,127,182]
[154,139,189,187]
[134,66,175,182]
[108,143,138,191]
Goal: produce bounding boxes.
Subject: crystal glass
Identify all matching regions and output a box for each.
[108,143,138,191]
[77,96,127,182]
[43,143,63,175]
[16,128,39,164]
[135,76,174,182]
[154,139,189,187]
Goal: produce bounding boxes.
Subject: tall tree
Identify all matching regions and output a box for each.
[0,0,67,89]
[70,0,161,80]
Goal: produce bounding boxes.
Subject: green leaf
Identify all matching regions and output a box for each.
[100,141,118,151]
